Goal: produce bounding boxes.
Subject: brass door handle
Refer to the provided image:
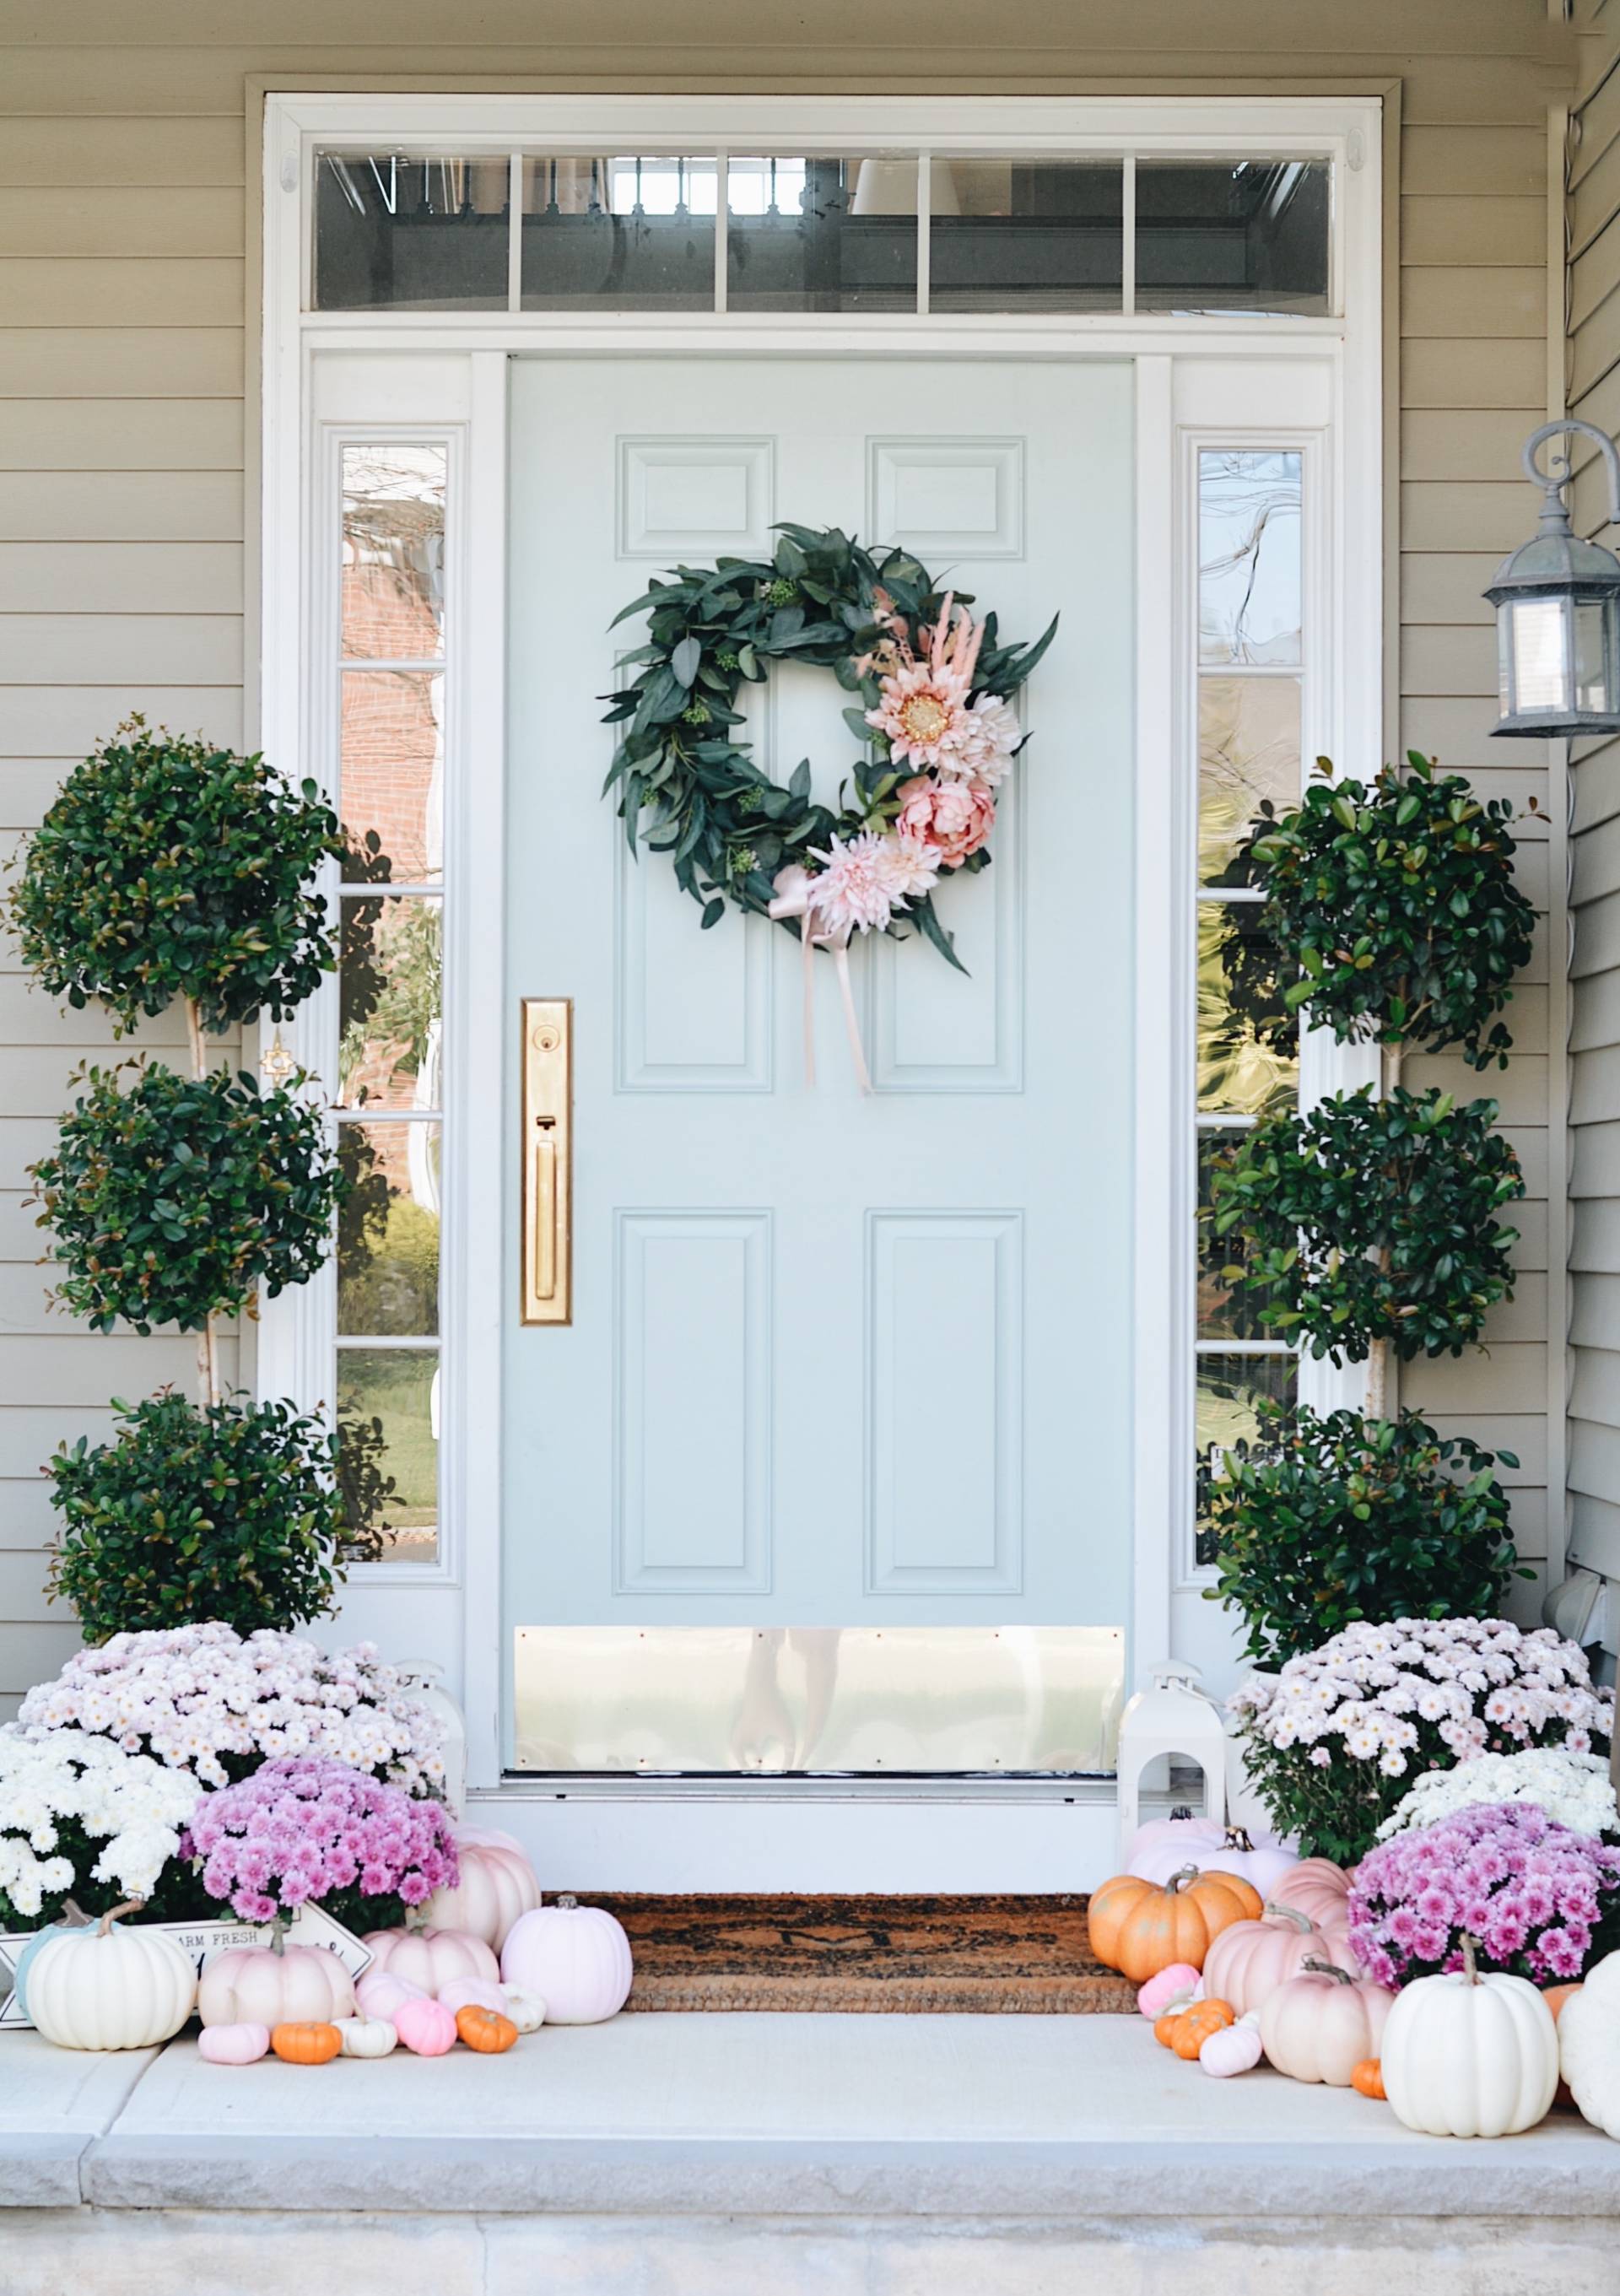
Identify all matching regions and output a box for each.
[521,999,571,1324]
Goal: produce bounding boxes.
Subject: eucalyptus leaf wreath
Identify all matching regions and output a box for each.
[601,521,1056,985]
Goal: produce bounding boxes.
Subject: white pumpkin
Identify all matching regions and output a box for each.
[500,1985,546,2034]
[423,1829,543,1952]
[1382,1937,1558,2137]
[500,1894,632,2024]
[197,1942,355,2030]
[1558,1949,1620,2138]
[1258,1958,1390,2087]
[1126,1816,1296,1899]
[361,1925,500,1993]
[333,2015,397,2059]
[28,1906,197,2051]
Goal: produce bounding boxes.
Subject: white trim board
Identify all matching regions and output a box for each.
[259,94,1384,1847]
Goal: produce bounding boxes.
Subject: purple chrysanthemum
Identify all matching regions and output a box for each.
[182,1755,457,1926]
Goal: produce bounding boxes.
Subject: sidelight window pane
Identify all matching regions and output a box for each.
[314,153,510,311]
[342,446,446,660]
[1194,1352,1297,1565]
[338,1123,440,1339]
[1197,902,1297,1120]
[1197,674,1301,884]
[338,893,443,1109]
[339,669,444,883]
[1199,450,1301,667]
[1137,159,1330,315]
[336,1348,439,1563]
[930,159,1124,312]
[1197,1133,1267,1342]
[520,155,716,310]
[726,154,916,312]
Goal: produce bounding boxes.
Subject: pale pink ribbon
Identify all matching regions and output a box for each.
[768,865,872,1094]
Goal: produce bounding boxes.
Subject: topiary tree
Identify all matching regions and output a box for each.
[8,717,376,1637]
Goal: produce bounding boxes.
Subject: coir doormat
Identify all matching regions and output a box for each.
[583,1893,1137,2014]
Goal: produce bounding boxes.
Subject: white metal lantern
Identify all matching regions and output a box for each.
[1488,419,1620,738]
[1115,1660,1227,1860]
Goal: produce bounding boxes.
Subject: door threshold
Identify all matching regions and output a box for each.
[490,1773,1120,1802]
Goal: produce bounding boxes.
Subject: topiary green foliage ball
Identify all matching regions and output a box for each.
[31,1062,345,1334]
[1223,751,1536,1071]
[1210,1083,1524,1364]
[1202,1402,1527,1668]
[47,1391,346,1639]
[9,716,341,1035]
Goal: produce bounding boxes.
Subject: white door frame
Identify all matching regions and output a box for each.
[260,94,1382,1861]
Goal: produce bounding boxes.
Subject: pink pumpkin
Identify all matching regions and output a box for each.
[197,2020,270,2066]
[424,1829,543,1953]
[435,1975,510,2017]
[356,1969,427,2022]
[1201,1903,1358,2018]
[393,1995,458,2056]
[1259,1960,1390,2086]
[1137,1963,1202,2018]
[1267,1856,1353,1931]
[361,1926,500,1994]
[1126,1817,1296,1899]
[501,1895,632,2024]
[197,1945,355,2030]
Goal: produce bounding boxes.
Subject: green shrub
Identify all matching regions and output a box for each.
[1225,751,1536,1069]
[1202,1403,1527,1667]
[47,1391,346,1639]
[9,716,341,1035]
[1209,1084,1523,1364]
[32,1062,345,1334]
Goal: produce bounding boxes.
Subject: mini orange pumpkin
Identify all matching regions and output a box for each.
[1087,1867,1263,1983]
[1545,1983,1582,2107]
[1171,2000,1236,2060]
[1350,2057,1385,2100]
[455,2002,518,2055]
[271,2020,341,2066]
[1153,2010,1183,2049]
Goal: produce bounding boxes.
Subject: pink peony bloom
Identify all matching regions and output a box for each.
[894,775,996,867]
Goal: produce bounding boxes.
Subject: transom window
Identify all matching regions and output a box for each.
[311,148,1333,317]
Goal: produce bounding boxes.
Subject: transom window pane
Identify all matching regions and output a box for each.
[1137,160,1330,316]
[315,154,510,311]
[930,160,1124,312]
[726,155,916,312]
[521,155,716,310]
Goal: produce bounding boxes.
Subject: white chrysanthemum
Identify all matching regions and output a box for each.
[0,1728,201,1917]
[1377,1746,1619,1841]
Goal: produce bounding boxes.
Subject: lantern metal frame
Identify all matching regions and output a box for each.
[1488,416,1620,738]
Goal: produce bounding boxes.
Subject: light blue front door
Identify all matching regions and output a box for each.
[504,354,1135,1769]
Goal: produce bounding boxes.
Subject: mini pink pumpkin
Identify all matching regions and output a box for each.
[1137,1963,1202,2019]
[393,1995,458,2056]
[361,1926,500,1994]
[1200,2013,1264,2079]
[356,1969,427,2022]
[197,2020,270,2066]
[436,1975,510,2018]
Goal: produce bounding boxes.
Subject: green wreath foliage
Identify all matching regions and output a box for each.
[48,1391,348,1640]
[31,1062,346,1334]
[601,521,1055,970]
[1214,752,1536,1071]
[1201,1402,1526,1668]
[1208,1084,1524,1364]
[9,716,342,1035]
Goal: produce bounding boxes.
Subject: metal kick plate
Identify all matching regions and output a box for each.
[513,1625,1125,1774]
[520,997,572,1324]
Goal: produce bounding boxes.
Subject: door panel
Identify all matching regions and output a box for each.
[503,355,1134,1766]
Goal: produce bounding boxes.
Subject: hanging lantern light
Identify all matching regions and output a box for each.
[1488,418,1620,737]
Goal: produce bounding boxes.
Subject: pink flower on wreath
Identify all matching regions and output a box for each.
[895,775,996,868]
[866,594,986,768]
[804,830,937,937]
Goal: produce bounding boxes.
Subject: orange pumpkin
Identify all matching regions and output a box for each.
[1153,2010,1183,2049]
[1171,2000,1236,2061]
[1350,2057,1385,2100]
[271,2020,341,2066]
[1545,1984,1582,2107]
[1087,1867,1263,1982]
[455,2002,518,2055]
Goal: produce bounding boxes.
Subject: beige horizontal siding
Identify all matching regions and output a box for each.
[0,10,1578,1703]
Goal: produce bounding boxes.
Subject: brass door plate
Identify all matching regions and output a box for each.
[521,997,572,1324]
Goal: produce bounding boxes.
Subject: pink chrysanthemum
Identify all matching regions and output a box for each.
[184,1755,457,1930]
[807,830,936,936]
[865,593,989,769]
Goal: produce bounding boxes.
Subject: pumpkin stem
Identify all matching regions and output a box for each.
[96,1899,144,1937]
[557,1893,579,1910]
[1461,1932,1482,1986]
[1223,1827,1256,1853]
[62,1899,90,1927]
[1169,1805,1195,1821]
[1165,1866,1202,1895]
[1262,1902,1314,1934]
[1300,1956,1356,1985]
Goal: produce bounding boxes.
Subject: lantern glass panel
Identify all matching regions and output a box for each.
[1574,597,1616,716]
[1508,595,1571,716]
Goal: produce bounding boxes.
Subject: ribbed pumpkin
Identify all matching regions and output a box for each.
[1201,1902,1358,2018]
[25,1904,197,2052]
[271,2021,342,2065]
[1086,1867,1262,1982]
[1268,1856,1353,1932]
[1258,1958,1391,2087]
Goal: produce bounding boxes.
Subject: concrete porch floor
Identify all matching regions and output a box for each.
[7,2013,1620,2293]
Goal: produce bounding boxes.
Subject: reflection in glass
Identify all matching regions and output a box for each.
[726,154,916,311]
[339,670,444,882]
[314,153,509,311]
[521,156,716,309]
[1195,1352,1297,1565]
[338,893,442,1108]
[336,1348,439,1562]
[1198,676,1301,883]
[342,446,446,660]
[930,159,1123,311]
[1199,450,1301,667]
[1197,901,1297,1119]
[1137,159,1331,315]
[338,1124,440,1338]
[1197,1131,1267,1342]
